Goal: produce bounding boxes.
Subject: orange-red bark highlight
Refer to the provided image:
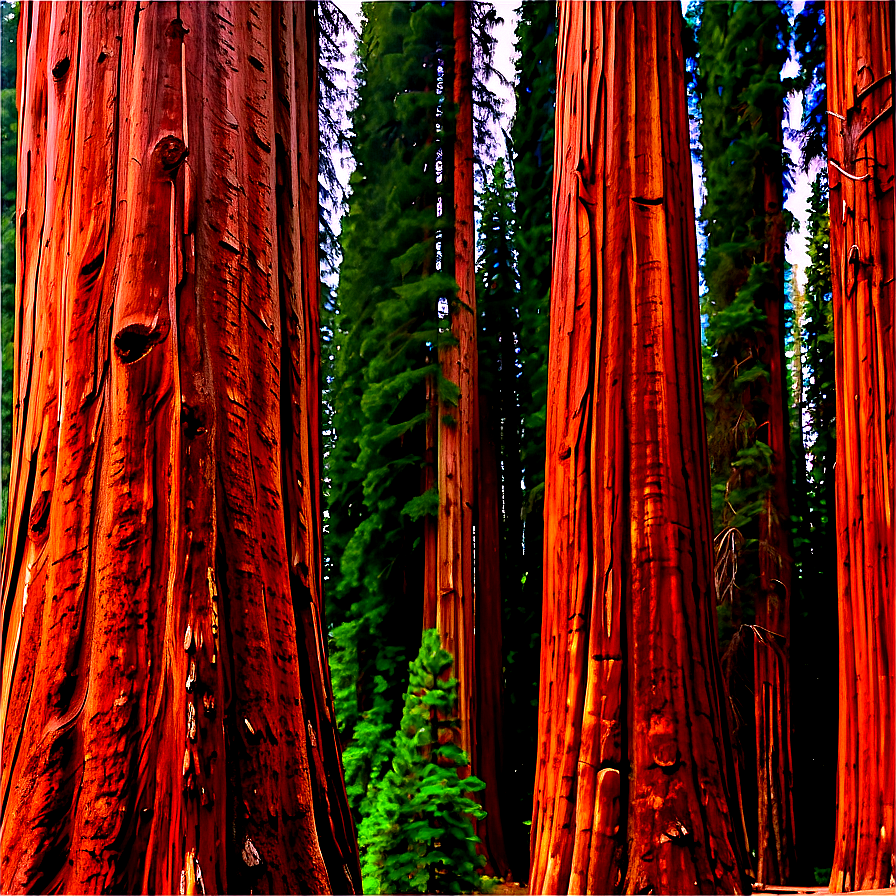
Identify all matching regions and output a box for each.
[0,3,359,892]
[826,3,894,891]
[530,4,748,893]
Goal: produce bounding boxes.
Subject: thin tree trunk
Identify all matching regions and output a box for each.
[827,3,894,891]
[530,4,748,893]
[476,389,510,878]
[0,3,359,892]
[437,0,477,771]
[753,120,798,885]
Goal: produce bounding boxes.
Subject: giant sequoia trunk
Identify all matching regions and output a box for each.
[826,3,895,891]
[0,3,359,892]
[529,4,748,893]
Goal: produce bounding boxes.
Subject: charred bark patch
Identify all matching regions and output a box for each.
[113,320,165,364]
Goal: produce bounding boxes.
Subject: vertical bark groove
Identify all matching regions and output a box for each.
[827,3,894,891]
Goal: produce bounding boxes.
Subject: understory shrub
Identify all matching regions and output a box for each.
[359,628,490,895]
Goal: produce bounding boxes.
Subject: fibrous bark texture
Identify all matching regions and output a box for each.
[435,2,508,877]
[753,108,798,888]
[0,3,359,892]
[827,3,895,891]
[437,0,477,763]
[529,4,748,893]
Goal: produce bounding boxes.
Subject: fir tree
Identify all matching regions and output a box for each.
[360,629,488,895]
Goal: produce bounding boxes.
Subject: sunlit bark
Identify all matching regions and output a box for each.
[0,3,359,892]
[827,3,894,891]
[529,4,748,893]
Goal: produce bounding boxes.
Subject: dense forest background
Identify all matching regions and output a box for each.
[0,1,890,894]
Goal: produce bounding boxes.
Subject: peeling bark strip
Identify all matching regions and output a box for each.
[0,3,360,893]
[529,4,748,893]
[827,3,895,892]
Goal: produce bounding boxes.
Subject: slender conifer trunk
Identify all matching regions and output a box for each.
[827,3,894,891]
[529,4,747,893]
[437,0,477,763]
[753,108,798,886]
[433,2,509,876]
[0,3,359,892]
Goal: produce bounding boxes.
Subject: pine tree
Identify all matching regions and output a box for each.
[360,629,488,895]
[826,3,894,890]
[696,1,798,882]
[530,5,748,892]
[0,3,359,891]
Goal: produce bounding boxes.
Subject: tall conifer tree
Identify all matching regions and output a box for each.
[328,0,454,821]
[696,2,798,882]
[328,2,508,873]
[476,155,520,879]
[505,4,555,877]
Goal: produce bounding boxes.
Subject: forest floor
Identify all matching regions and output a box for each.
[490,883,896,895]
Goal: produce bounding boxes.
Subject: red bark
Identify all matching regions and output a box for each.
[827,3,895,891]
[437,2,477,765]
[434,1,508,876]
[530,4,747,892]
[0,3,359,892]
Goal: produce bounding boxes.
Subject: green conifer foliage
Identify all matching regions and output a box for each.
[696,0,791,636]
[792,0,826,171]
[504,1,555,875]
[326,0,455,821]
[802,174,834,549]
[475,157,526,876]
[511,0,553,543]
[696,1,799,882]
[477,156,519,562]
[790,8,835,881]
[792,170,837,883]
[360,629,488,895]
